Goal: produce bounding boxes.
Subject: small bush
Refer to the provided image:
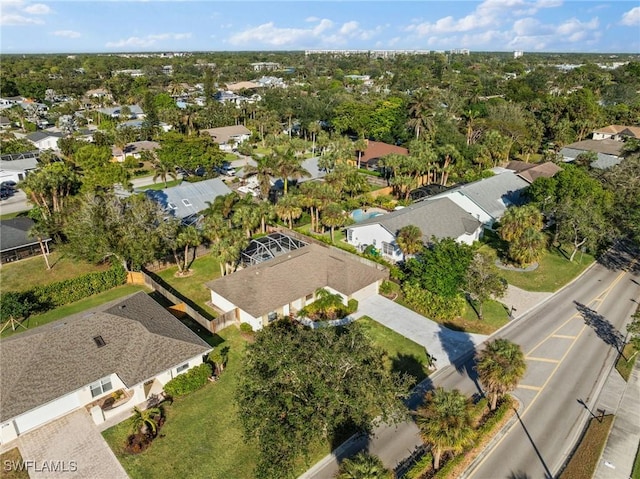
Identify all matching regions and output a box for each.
[239,322,254,333]
[404,451,434,479]
[163,363,212,397]
[347,298,358,314]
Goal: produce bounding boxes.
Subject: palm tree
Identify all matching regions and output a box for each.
[243,154,276,199]
[396,225,423,258]
[354,137,368,169]
[337,452,391,479]
[27,215,51,270]
[437,144,460,186]
[321,203,347,243]
[131,406,162,436]
[275,194,302,229]
[475,339,527,411]
[233,203,261,238]
[176,225,201,274]
[415,387,475,471]
[274,148,310,194]
[148,152,178,187]
[407,89,433,140]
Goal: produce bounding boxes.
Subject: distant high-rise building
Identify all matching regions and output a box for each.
[514,50,524,58]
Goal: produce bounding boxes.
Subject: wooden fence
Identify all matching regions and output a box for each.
[139,269,238,334]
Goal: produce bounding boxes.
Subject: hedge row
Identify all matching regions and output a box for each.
[163,363,212,397]
[0,263,127,320]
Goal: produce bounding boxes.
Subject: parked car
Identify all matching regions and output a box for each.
[1,180,17,189]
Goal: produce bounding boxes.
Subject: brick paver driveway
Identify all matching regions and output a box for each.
[6,409,128,479]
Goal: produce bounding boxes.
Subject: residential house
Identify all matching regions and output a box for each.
[206,240,388,331]
[25,131,63,151]
[112,140,160,162]
[428,171,530,228]
[505,160,561,184]
[345,198,483,261]
[255,76,286,88]
[213,90,245,106]
[591,125,640,141]
[98,105,145,119]
[201,125,251,151]
[356,140,409,170]
[0,151,39,184]
[0,292,211,444]
[0,217,51,264]
[225,81,261,92]
[0,116,11,129]
[250,62,280,72]
[145,178,232,225]
[560,139,624,170]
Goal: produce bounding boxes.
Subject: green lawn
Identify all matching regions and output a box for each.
[0,284,149,339]
[0,448,28,479]
[559,415,614,479]
[478,236,595,292]
[1,251,111,292]
[0,210,30,221]
[633,444,640,479]
[458,299,511,335]
[155,254,222,308]
[102,326,332,479]
[615,343,639,382]
[358,316,430,382]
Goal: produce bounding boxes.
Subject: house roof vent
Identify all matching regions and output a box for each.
[93,335,106,348]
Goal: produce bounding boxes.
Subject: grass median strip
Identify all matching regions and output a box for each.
[558,415,614,479]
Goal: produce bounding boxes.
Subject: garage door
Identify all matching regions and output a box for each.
[351,282,379,302]
[14,393,81,434]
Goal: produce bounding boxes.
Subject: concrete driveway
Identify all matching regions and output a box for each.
[2,409,128,479]
[356,295,488,368]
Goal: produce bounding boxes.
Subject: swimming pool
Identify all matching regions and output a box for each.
[350,208,386,223]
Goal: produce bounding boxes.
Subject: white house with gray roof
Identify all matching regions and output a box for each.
[0,292,211,444]
[345,198,483,261]
[25,131,63,151]
[145,178,232,225]
[0,151,40,183]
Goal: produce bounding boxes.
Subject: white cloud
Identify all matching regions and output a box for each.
[106,32,191,48]
[508,16,599,50]
[52,29,81,38]
[339,20,359,36]
[621,6,640,26]
[0,13,43,25]
[305,16,319,22]
[23,3,50,14]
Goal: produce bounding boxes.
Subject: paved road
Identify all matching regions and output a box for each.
[0,188,29,215]
[302,243,640,479]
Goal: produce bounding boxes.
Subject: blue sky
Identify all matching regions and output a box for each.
[1,0,639,54]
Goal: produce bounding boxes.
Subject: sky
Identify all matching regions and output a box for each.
[0,0,639,54]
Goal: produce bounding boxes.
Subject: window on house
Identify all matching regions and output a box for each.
[372,239,377,246]
[347,230,353,242]
[305,293,313,301]
[382,242,395,256]
[182,199,192,207]
[267,312,278,322]
[89,377,113,398]
[93,335,106,348]
[176,363,189,373]
[167,202,177,210]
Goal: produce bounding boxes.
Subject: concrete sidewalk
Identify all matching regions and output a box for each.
[593,357,640,479]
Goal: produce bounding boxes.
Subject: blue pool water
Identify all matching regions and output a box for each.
[351,209,385,223]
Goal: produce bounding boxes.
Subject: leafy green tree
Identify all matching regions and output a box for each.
[415,387,474,471]
[156,132,224,176]
[0,291,36,333]
[0,137,35,154]
[337,452,392,479]
[464,252,507,320]
[237,319,410,479]
[21,162,81,220]
[396,225,423,258]
[475,339,526,411]
[627,311,640,351]
[73,144,131,192]
[404,238,474,298]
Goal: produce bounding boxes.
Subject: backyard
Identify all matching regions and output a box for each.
[154,253,221,308]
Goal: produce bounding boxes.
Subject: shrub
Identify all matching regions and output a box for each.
[123,157,141,169]
[347,298,358,314]
[239,322,254,333]
[163,363,212,397]
[404,451,434,479]
[402,283,465,321]
[379,280,399,297]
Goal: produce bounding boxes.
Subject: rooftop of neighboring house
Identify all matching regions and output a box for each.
[349,197,482,242]
[200,125,251,144]
[145,178,232,221]
[0,291,211,422]
[0,217,50,253]
[593,125,640,139]
[505,161,562,183]
[360,140,409,165]
[25,131,63,143]
[112,140,160,157]
[225,81,261,91]
[562,139,624,157]
[206,243,388,318]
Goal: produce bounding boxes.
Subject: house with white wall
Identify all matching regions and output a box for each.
[0,151,40,184]
[345,197,483,261]
[200,125,251,151]
[206,242,388,331]
[0,292,211,444]
[25,131,63,151]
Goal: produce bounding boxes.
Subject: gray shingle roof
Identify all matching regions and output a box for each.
[146,178,232,221]
[26,131,63,143]
[0,218,50,252]
[0,292,211,422]
[0,155,39,173]
[206,243,388,318]
[562,139,623,156]
[435,171,530,219]
[560,148,623,170]
[350,197,481,241]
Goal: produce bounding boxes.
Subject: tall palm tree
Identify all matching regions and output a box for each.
[233,203,261,238]
[396,225,423,258]
[475,339,527,411]
[131,406,162,436]
[176,225,201,274]
[354,137,368,169]
[243,154,276,199]
[274,147,310,194]
[337,452,391,479]
[415,387,475,471]
[148,153,178,188]
[437,144,460,186]
[321,203,347,243]
[275,194,302,229]
[407,89,435,141]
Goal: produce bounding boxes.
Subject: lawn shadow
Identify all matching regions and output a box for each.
[574,301,624,355]
[391,353,428,384]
